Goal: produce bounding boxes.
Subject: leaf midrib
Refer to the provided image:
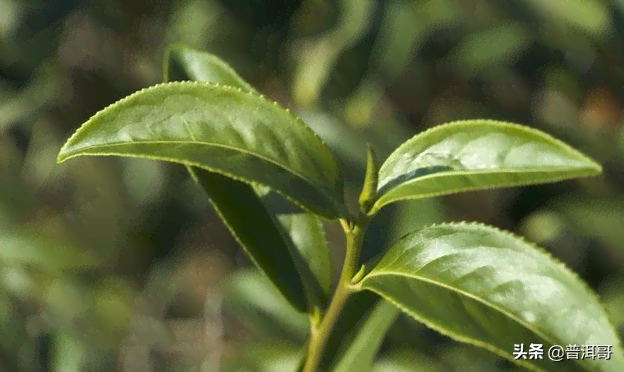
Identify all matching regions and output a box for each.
[378,165,598,191]
[372,166,600,214]
[59,139,342,208]
[357,269,589,369]
[360,270,604,372]
[58,151,345,221]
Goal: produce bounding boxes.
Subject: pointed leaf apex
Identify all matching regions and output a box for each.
[359,143,380,215]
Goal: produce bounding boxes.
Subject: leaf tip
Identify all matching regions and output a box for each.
[358,143,380,215]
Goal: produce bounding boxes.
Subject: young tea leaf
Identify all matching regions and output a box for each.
[188,169,309,313]
[56,81,348,219]
[359,143,380,214]
[270,202,333,297]
[163,45,333,303]
[354,222,624,372]
[370,120,602,215]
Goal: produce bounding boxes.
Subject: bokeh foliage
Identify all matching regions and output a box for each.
[1,0,624,371]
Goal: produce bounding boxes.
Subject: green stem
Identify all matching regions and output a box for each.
[302,216,369,372]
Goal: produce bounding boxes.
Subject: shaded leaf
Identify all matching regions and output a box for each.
[371,120,602,215]
[164,45,333,305]
[56,81,348,219]
[355,222,624,372]
[273,209,332,297]
[333,299,400,372]
[254,185,331,300]
[189,169,308,313]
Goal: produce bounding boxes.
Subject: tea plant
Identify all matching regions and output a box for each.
[56,45,624,372]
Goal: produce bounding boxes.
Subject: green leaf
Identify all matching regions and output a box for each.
[355,222,624,372]
[163,43,255,93]
[359,144,380,214]
[189,169,308,313]
[370,120,602,215]
[163,45,333,305]
[259,187,332,296]
[333,299,400,372]
[56,81,348,219]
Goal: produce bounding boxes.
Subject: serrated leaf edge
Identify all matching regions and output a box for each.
[56,81,348,219]
[370,167,600,215]
[356,220,623,372]
[372,119,603,214]
[187,166,309,313]
[163,44,256,93]
[379,120,602,180]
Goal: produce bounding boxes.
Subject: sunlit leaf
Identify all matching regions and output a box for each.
[370,120,602,215]
[189,170,309,312]
[57,81,348,220]
[164,46,334,306]
[355,222,624,372]
[333,299,400,372]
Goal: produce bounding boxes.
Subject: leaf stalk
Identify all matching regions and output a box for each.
[302,214,371,372]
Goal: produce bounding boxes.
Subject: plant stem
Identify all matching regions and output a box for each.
[302,217,369,372]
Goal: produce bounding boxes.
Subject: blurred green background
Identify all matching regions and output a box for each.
[1,0,624,371]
